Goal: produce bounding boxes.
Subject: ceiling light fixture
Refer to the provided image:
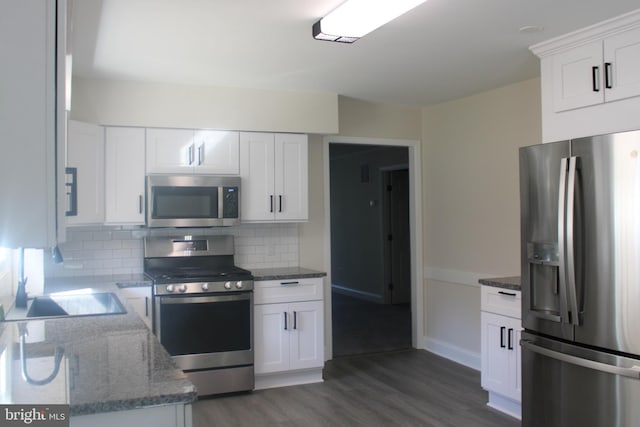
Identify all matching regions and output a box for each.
[313,0,428,43]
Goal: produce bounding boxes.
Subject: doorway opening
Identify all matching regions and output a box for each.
[329,143,412,357]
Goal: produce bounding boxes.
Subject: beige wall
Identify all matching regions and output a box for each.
[421,78,541,365]
[71,77,339,134]
[338,96,421,140]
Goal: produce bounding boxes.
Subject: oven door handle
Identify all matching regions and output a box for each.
[158,294,251,304]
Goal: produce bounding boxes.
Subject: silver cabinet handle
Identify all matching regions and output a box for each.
[188,144,195,165]
[138,195,143,214]
[198,144,204,165]
[144,296,149,317]
[522,339,640,379]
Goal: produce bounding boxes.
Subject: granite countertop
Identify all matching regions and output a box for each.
[478,276,521,291]
[0,275,195,416]
[250,267,327,281]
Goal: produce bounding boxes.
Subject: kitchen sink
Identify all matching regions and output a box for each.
[19,292,127,319]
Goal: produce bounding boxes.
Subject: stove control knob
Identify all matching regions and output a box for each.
[166,285,175,293]
[236,281,243,289]
[224,281,232,290]
[202,283,209,291]
[179,284,188,293]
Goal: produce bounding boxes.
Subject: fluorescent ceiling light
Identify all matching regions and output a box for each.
[313,0,428,43]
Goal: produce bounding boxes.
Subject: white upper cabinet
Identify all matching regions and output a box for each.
[240,132,308,222]
[146,128,239,174]
[194,130,240,174]
[67,120,105,226]
[603,27,640,103]
[551,27,640,113]
[531,9,640,142]
[0,0,65,247]
[552,41,604,112]
[105,127,146,225]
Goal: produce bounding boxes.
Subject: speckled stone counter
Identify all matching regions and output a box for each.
[250,267,326,281]
[0,275,195,416]
[478,276,521,291]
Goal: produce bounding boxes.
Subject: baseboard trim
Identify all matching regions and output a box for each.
[420,336,481,371]
[255,368,324,390]
[487,392,521,420]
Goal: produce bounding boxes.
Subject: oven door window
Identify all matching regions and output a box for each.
[152,186,218,219]
[158,294,251,356]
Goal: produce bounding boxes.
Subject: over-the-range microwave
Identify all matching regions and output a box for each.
[146,175,240,228]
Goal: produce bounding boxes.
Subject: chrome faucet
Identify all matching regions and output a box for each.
[15,247,28,308]
[18,322,64,386]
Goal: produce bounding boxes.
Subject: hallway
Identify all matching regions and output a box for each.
[332,291,411,357]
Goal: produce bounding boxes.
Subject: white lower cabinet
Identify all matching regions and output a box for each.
[480,286,522,419]
[119,286,152,329]
[254,278,324,389]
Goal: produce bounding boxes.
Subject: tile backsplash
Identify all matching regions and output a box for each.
[44,223,300,278]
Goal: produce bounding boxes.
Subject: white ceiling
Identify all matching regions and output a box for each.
[71,0,640,107]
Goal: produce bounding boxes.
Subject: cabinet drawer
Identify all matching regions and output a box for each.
[254,278,323,305]
[481,286,521,319]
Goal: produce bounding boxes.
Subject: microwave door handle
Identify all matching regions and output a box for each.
[558,157,570,324]
[218,187,224,219]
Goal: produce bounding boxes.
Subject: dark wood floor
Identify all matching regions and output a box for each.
[192,349,520,426]
[332,291,412,357]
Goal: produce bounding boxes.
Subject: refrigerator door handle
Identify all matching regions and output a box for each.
[558,157,571,325]
[522,339,640,379]
[565,156,580,325]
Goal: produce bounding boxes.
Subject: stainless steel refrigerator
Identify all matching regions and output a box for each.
[520,130,640,427]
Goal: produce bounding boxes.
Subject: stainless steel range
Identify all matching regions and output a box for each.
[144,235,254,396]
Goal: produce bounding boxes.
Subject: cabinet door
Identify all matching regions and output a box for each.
[0,0,58,247]
[274,134,308,221]
[240,132,276,221]
[193,130,239,174]
[67,120,105,225]
[481,311,511,397]
[552,41,604,112]
[119,286,152,329]
[289,301,324,370]
[254,303,289,374]
[146,128,195,173]
[603,27,640,103]
[105,127,146,224]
